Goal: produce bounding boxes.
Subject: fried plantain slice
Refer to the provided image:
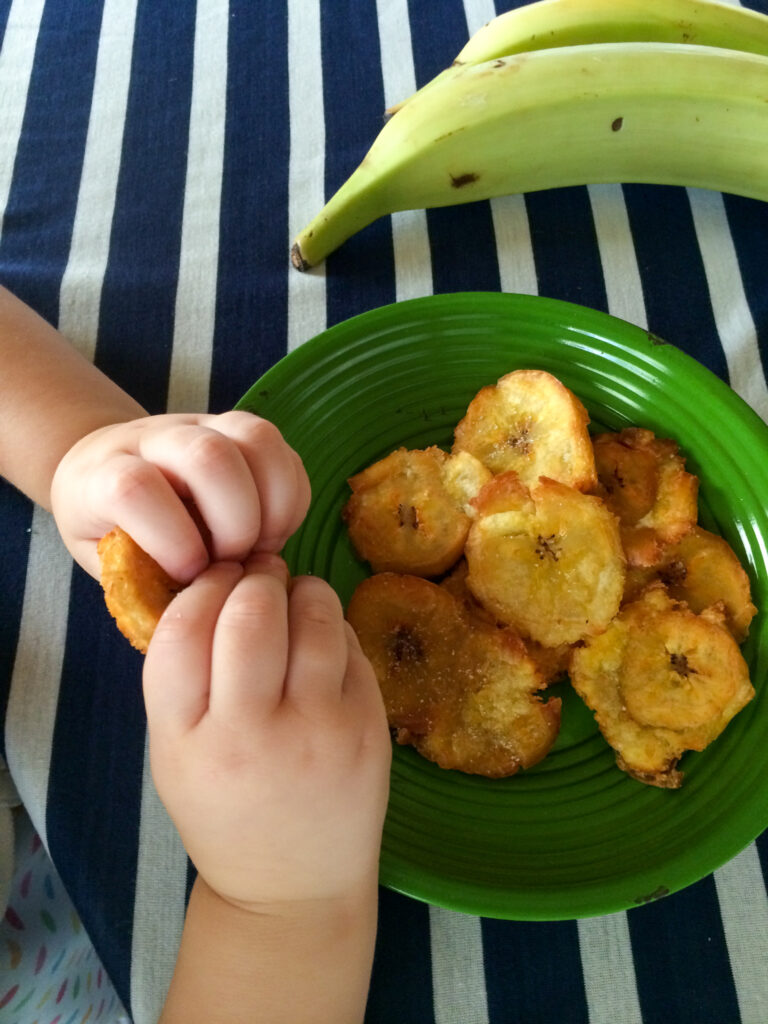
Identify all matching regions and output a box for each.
[342,446,490,577]
[623,526,757,643]
[346,573,561,777]
[440,559,572,684]
[569,584,754,788]
[464,473,625,647]
[452,369,597,490]
[98,527,184,654]
[592,428,698,567]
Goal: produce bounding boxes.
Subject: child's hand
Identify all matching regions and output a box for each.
[50,412,310,582]
[142,554,391,911]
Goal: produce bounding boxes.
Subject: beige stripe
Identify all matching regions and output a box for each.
[687,187,768,423]
[287,0,326,350]
[376,0,433,301]
[588,183,647,330]
[0,0,46,241]
[430,905,490,1024]
[166,0,229,413]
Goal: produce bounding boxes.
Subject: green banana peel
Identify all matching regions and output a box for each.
[291,42,768,271]
[384,0,768,119]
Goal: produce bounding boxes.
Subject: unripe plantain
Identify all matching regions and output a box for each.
[385,0,768,117]
[291,42,768,270]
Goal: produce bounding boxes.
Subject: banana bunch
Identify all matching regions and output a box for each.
[291,0,768,271]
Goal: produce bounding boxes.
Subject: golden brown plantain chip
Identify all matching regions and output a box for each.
[592,428,698,567]
[452,368,597,490]
[440,559,572,684]
[97,527,183,654]
[465,472,625,647]
[343,447,490,577]
[569,584,754,788]
[623,526,757,643]
[346,573,561,777]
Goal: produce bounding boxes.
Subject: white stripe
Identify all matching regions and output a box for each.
[429,905,490,1024]
[58,0,138,355]
[687,187,768,424]
[461,0,495,39]
[287,0,326,350]
[0,0,46,243]
[490,194,538,296]
[459,0,538,297]
[588,183,648,330]
[130,746,189,1024]
[376,0,433,301]
[580,180,646,1024]
[5,0,139,857]
[714,843,768,1024]
[4,512,71,851]
[166,0,229,413]
[578,913,644,1024]
[129,4,229,1017]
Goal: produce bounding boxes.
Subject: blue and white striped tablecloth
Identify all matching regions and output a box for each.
[1,1,767,1021]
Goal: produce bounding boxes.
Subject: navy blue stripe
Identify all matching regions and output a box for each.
[482,918,589,1024]
[0,482,32,762]
[526,186,608,310]
[210,0,291,411]
[47,569,146,1014]
[0,0,11,47]
[628,877,741,1024]
[408,0,466,88]
[623,184,729,380]
[408,0,501,295]
[723,194,768,380]
[96,0,196,414]
[756,831,768,883]
[366,888,436,1024]
[0,0,104,322]
[322,0,394,326]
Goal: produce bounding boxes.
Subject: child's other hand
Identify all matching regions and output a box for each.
[50,412,311,582]
[142,554,391,911]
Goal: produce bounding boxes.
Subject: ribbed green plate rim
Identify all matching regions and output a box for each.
[237,292,768,920]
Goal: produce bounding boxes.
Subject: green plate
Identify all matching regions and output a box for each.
[237,292,768,920]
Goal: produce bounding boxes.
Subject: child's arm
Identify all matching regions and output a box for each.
[0,284,146,508]
[0,285,310,582]
[143,555,391,1024]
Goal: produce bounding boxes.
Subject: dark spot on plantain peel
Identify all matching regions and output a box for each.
[450,172,479,188]
[291,242,311,272]
[612,117,624,131]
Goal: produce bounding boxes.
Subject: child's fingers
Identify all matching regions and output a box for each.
[143,562,244,735]
[283,576,349,710]
[205,412,311,552]
[208,553,290,724]
[89,451,210,582]
[137,421,264,564]
[341,623,389,728]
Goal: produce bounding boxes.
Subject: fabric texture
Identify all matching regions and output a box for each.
[0,1,767,1022]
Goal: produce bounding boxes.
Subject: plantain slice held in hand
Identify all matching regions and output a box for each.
[592,427,698,567]
[98,527,184,654]
[465,472,625,647]
[343,446,491,576]
[346,573,561,777]
[569,584,754,788]
[623,525,757,643]
[452,368,597,490]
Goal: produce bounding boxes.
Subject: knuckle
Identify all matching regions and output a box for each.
[293,578,341,628]
[185,429,236,473]
[102,459,156,508]
[220,580,278,631]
